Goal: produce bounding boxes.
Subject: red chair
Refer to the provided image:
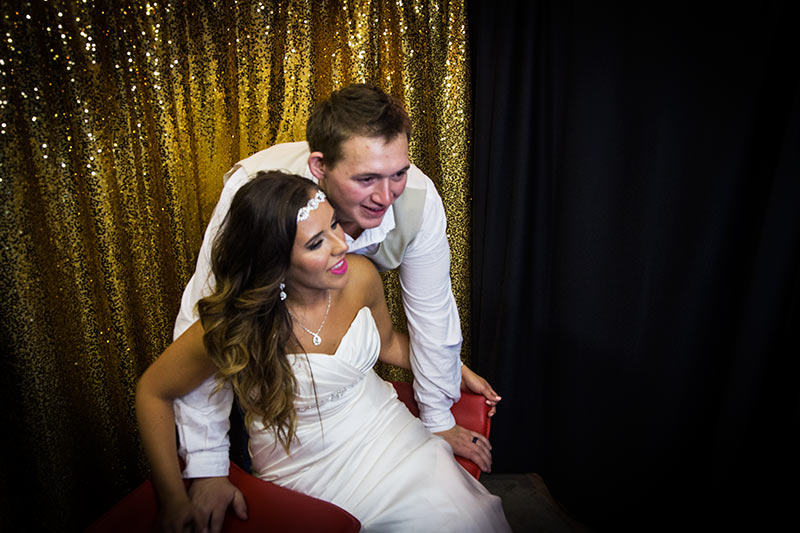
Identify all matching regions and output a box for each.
[86,461,360,533]
[86,383,491,532]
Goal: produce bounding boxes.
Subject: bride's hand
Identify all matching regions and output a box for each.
[461,364,501,417]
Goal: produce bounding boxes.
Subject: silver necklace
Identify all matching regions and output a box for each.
[287,291,331,346]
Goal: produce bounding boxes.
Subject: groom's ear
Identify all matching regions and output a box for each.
[308,152,327,182]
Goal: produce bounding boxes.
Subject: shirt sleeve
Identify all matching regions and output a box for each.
[399,175,463,432]
[171,167,251,478]
[174,376,233,478]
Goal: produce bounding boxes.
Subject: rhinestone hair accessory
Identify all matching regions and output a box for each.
[297,190,326,222]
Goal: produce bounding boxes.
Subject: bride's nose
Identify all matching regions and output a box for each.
[331,232,348,256]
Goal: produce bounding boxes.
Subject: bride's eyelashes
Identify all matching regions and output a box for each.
[306,219,340,251]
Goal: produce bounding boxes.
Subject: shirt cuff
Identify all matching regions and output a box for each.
[420,408,457,433]
[180,451,230,479]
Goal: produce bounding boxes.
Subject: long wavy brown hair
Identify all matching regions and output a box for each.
[197,170,318,452]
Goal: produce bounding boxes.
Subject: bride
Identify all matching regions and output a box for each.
[135,170,511,532]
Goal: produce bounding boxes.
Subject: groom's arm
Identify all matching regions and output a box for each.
[399,178,496,472]
[168,168,256,529]
[397,175,463,427]
[172,167,252,478]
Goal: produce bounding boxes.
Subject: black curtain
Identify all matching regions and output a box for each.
[470,1,799,530]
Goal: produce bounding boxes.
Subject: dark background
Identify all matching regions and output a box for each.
[469,1,799,529]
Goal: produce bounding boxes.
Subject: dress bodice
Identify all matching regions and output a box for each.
[249,306,393,475]
[288,306,379,416]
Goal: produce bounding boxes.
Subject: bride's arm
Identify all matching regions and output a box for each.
[135,321,223,531]
[377,321,411,370]
[352,255,411,370]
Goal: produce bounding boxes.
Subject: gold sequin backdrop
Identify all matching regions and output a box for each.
[0,0,471,530]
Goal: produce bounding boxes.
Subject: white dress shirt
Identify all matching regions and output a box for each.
[172,143,463,477]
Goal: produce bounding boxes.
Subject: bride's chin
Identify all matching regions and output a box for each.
[326,271,350,288]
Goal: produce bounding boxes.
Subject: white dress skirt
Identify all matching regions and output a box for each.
[248,307,511,532]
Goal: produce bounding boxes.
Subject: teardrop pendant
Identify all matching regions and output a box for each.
[286,291,331,348]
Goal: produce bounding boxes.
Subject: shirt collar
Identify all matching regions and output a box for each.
[346,204,395,250]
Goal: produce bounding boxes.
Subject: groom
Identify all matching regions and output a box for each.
[172,83,501,526]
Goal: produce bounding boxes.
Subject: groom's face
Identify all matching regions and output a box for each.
[317,134,410,240]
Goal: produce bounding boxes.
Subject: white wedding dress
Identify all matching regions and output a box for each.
[248,307,511,532]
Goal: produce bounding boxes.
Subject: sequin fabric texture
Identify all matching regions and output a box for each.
[0,1,471,529]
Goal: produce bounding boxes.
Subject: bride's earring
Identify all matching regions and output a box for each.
[279,282,287,301]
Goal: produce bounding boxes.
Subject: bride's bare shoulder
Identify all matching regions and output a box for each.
[343,254,381,297]
[346,253,378,277]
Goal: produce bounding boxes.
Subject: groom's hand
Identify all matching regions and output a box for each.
[188,476,248,533]
[158,494,205,533]
[435,424,492,473]
[461,364,502,417]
